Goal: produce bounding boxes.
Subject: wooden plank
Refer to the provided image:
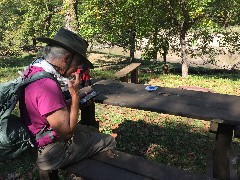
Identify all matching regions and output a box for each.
[90,150,214,180]
[64,159,150,180]
[64,151,215,180]
[115,63,141,78]
[84,80,240,125]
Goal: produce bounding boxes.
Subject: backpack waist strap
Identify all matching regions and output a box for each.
[35,125,54,141]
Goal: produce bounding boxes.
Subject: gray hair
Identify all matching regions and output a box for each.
[43,45,72,62]
[40,45,83,67]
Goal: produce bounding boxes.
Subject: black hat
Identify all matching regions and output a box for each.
[35,28,93,69]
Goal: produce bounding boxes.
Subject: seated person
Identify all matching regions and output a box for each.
[20,28,116,172]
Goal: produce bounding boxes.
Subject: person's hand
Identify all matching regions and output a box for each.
[67,73,80,99]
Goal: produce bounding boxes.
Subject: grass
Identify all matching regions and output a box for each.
[96,104,215,173]
[0,52,240,179]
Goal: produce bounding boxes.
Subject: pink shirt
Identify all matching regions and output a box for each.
[20,66,67,147]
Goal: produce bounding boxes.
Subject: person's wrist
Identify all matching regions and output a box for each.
[71,94,79,102]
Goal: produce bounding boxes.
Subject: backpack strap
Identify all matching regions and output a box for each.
[35,126,54,141]
[22,71,58,86]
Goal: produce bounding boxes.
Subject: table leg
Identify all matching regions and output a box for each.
[120,76,128,83]
[80,102,99,129]
[213,123,233,180]
[131,68,138,84]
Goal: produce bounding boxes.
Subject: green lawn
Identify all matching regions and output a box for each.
[1,52,240,179]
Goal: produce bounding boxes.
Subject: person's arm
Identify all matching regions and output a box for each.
[67,74,80,131]
[46,73,80,140]
[66,89,93,111]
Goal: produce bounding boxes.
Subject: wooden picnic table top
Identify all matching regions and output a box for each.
[85,79,240,126]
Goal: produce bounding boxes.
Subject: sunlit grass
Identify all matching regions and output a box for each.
[147,73,240,96]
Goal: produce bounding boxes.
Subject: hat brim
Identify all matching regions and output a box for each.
[35,37,94,69]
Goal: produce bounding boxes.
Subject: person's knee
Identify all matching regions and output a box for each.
[76,124,99,133]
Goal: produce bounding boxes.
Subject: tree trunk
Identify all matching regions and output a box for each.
[152,28,158,60]
[180,31,188,78]
[152,51,158,60]
[163,52,167,64]
[162,39,169,64]
[63,0,78,33]
[129,28,136,63]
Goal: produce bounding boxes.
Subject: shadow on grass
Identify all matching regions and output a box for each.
[0,149,38,179]
[112,119,215,173]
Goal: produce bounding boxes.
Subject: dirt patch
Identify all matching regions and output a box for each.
[87,52,127,71]
[88,53,107,63]
[88,52,125,63]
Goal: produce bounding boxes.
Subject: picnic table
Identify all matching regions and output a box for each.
[80,79,240,180]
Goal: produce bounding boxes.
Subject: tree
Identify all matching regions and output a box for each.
[63,0,78,32]
[78,0,148,63]
[156,0,218,77]
[158,0,240,77]
[0,0,63,55]
[77,0,216,77]
[1,0,240,77]
[210,0,240,55]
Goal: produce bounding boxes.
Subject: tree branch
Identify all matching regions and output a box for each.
[166,0,180,28]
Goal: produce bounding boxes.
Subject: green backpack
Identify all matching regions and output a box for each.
[0,71,57,160]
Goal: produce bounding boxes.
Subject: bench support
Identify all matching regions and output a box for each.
[130,68,139,84]
[119,76,128,83]
[213,124,234,179]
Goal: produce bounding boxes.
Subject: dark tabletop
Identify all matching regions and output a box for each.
[84,80,240,126]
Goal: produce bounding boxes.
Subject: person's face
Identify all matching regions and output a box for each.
[64,55,83,77]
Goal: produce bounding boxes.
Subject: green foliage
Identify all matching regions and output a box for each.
[1,0,240,78]
[77,0,239,76]
[0,0,63,55]
[78,0,136,48]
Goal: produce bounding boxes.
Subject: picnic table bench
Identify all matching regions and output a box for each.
[77,79,240,180]
[64,150,213,180]
[40,148,213,180]
[41,79,238,180]
[114,63,141,83]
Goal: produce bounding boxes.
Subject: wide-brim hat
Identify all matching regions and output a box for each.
[35,28,93,69]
